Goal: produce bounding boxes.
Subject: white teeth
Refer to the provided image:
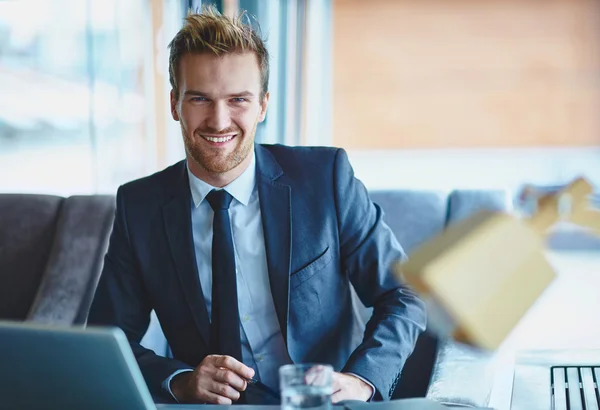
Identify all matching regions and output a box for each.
[203,135,234,143]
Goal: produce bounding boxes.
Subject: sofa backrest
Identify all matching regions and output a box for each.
[0,194,64,320]
[368,190,448,255]
[447,190,510,225]
[369,189,510,256]
[0,194,115,324]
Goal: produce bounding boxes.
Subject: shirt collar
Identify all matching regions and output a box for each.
[187,153,256,208]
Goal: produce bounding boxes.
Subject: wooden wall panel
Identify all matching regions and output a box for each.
[333,0,600,149]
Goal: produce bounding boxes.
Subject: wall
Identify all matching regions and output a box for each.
[333,0,600,149]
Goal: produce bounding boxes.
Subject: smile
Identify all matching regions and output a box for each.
[201,134,236,143]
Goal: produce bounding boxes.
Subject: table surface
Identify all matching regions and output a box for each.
[510,349,600,410]
[487,250,600,410]
[155,399,491,409]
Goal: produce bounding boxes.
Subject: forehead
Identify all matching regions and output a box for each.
[178,52,261,94]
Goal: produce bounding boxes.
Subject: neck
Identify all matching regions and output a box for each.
[187,150,253,188]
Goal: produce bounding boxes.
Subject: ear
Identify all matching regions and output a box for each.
[170,90,180,121]
[258,91,270,123]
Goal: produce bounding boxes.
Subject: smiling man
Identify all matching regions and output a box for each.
[88,6,426,405]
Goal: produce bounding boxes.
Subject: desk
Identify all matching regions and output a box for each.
[155,399,491,409]
[488,251,600,409]
[510,349,600,409]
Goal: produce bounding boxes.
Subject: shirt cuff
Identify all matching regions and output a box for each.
[345,372,376,402]
[162,368,194,402]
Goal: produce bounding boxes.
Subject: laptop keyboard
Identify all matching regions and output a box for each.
[551,366,600,410]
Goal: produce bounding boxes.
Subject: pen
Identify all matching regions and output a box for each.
[245,377,280,400]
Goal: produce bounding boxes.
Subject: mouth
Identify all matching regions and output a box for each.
[200,134,237,145]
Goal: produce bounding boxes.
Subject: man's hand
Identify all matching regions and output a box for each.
[170,355,255,404]
[331,372,374,403]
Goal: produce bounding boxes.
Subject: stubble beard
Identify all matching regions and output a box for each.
[182,118,258,175]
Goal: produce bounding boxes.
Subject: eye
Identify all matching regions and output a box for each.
[190,97,208,102]
[231,97,247,103]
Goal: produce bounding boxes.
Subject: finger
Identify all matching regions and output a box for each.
[331,390,348,404]
[215,368,248,391]
[305,365,329,386]
[216,355,255,379]
[201,390,234,405]
[209,381,241,402]
[331,373,342,392]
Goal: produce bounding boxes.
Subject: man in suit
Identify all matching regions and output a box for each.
[88,7,426,405]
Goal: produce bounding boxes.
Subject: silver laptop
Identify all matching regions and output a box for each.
[0,320,189,410]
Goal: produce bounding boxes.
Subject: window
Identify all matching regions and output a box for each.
[0,0,162,194]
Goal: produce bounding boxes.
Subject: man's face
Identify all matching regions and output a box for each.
[171,52,268,176]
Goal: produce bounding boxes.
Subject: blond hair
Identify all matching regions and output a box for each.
[168,6,269,101]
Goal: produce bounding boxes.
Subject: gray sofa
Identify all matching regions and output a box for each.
[0,194,115,324]
[0,188,508,406]
[370,189,509,255]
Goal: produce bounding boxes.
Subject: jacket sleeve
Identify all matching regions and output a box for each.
[87,187,192,401]
[333,149,427,400]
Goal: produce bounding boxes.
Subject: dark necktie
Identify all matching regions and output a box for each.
[206,189,242,362]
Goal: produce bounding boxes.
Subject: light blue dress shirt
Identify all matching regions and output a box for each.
[163,153,292,402]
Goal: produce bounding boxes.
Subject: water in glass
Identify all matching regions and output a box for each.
[281,385,331,410]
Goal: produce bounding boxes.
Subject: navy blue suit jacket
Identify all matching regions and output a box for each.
[88,144,426,401]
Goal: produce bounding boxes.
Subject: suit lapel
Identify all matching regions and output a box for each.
[256,145,292,343]
[162,163,211,347]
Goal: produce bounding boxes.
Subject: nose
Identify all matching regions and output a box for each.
[205,100,232,132]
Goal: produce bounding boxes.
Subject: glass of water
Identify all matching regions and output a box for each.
[279,364,333,410]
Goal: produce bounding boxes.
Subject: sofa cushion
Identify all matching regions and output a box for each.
[546,227,600,251]
[546,193,600,251]
[27,195,116,325]
[426,340,495,407]
[369,190,447,255]
[447,189,510,225]
[0,194,64,320]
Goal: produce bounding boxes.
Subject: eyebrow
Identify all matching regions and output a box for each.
[184,90,256,98]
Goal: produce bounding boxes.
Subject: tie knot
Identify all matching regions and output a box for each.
[206,189,233,211]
